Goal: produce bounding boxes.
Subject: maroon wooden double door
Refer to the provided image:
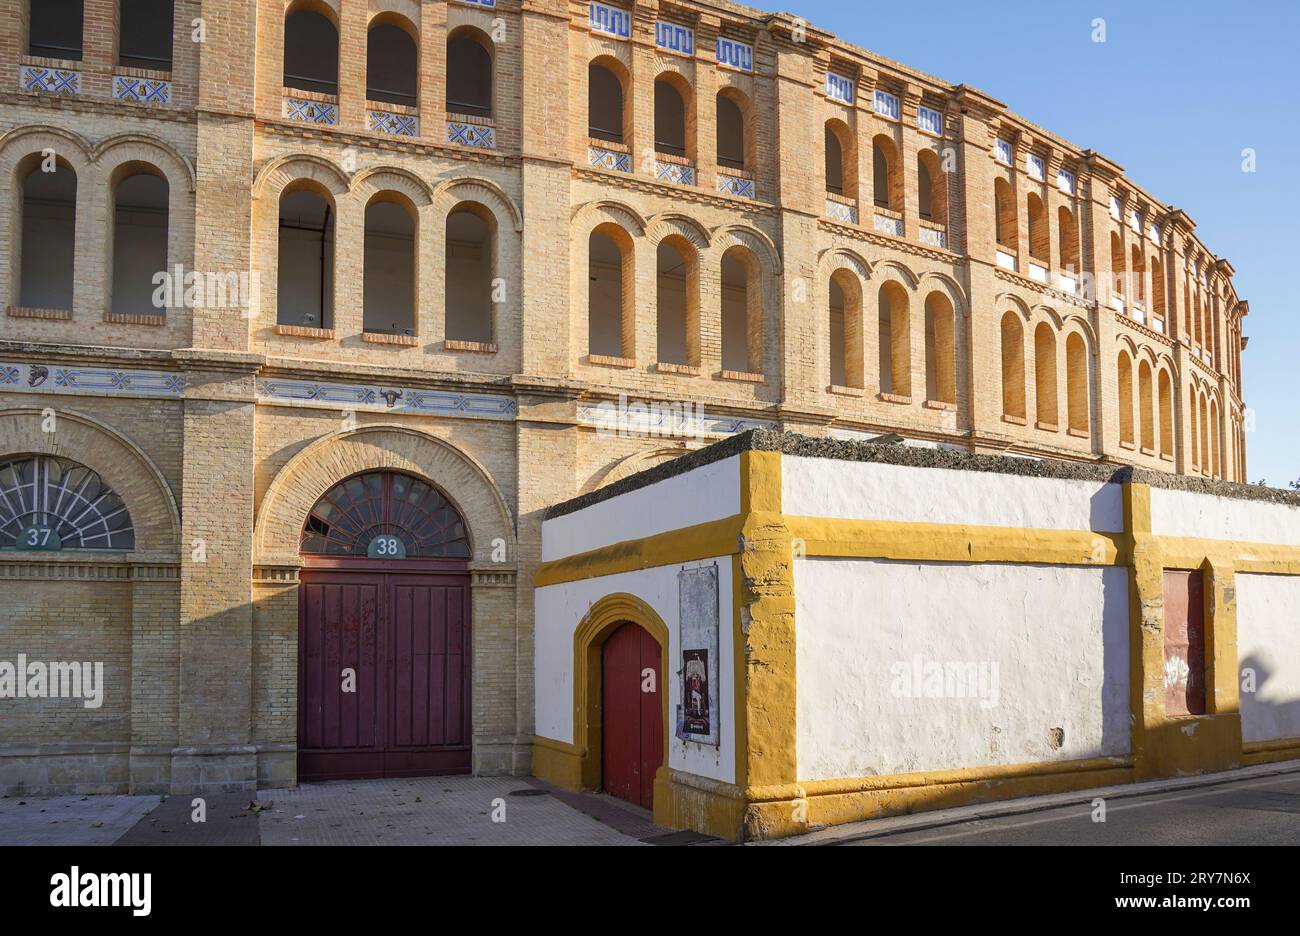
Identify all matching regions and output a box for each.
[601,622,663,809]
[298,563,471,781]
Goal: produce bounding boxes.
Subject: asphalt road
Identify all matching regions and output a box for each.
[841,771,1300,845]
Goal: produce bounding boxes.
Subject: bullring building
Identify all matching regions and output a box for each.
[0,0,1269,840]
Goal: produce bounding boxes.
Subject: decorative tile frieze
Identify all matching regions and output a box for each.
[654,159,695,186]
[447,120,494,148]
[20,65,80,96]
[919,226,946,248]
[716,37,753,72]
[371,110,419,136]
[826,199,858,224]
[284,96,338,125]
[113,75,171,104]
[257,378,518,421]
[825,71,854,105]
[716,174,756,199]
[0,362,184,398]
[656,21,694,55]
[873,213,904,237]
[589,2,631,39]
[576,402,773,438]
[589,145,631,172]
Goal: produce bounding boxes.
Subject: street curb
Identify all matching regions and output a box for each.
[752,758,1300,846]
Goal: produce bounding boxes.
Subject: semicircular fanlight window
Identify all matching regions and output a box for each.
[0,455,136,550]
[300,470,471,559]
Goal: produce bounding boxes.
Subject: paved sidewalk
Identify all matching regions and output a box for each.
[758,758,1300,845]
[0,793,160,846]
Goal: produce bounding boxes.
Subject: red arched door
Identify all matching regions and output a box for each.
[297,471,472,782]
[601,622,663,809]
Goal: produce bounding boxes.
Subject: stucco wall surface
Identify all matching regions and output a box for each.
[794,557,1131,782]
[1149,487,1300,546]
[533,558,736,783]
[782,455,1124,532]
[1237,573,1300,743]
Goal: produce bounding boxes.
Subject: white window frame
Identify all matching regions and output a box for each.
[825,71,854,105]
[994,138,1013,165]
[873,89,900,121]
[917,104,943,136]
[1026,153,1045,181]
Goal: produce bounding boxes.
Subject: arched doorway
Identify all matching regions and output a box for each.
[297,470,472,781]
[600,621,664,809]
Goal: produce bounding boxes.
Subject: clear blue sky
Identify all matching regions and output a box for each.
[779,0,1299,486]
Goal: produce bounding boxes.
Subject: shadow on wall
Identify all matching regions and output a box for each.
[1240,654,1300,744]
[1099,567,1132,758]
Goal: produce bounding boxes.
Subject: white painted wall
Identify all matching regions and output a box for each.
[794,557,1131,781]
[1237,573,1300,743]
[1150,488,1300,547]
[541,454,739,561]
[533,558,736,783]
[782,456,1123,533]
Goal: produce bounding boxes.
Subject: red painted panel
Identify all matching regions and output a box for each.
[1163,569,1207,717]
[298,568,471,781]
[601,622,663,809]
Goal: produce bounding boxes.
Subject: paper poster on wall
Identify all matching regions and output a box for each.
[677,563,720,746]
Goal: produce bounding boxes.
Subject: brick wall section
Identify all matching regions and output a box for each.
[0,0,1254,794]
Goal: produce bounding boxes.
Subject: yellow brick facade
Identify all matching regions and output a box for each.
[0,0,1250,794]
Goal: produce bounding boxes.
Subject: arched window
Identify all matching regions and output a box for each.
[1151,255,1166,318]
[829,270,863,389]
[654,75,688,158]
[111,168,169,316]
[301,471,469,559]
[362,194,416,336]
[872,135,900,211]
[716,91,748,171]
[720,247,761,374]
[1110,232,1125,298]
[994,178,1017,251]
[447,29,492,118]
[119,0,173,69]
[824,122,847,196]
[18,157,77,311]
[1026,193,1049,263]
[1117,351,1134,445]
[588,224,632,359]
[917,150,946,226]
[1138,359,1154,451]
[29,0,83,60]
[1000,312,1026,420]
[924,292,956,405]
[445,203,495,344]
[1131,245,1145,305]
[367,18,418,106]
[1210,399,1221,478]
[0,455,134,551]
[284,3,339,95]
[1189,386,1200,470]
[1034,323,1058,427]
[277,186,334,328]
[1158,369,1173,458]
[588,60,627,144]
[1066,332,1089,435]
[1199,392,1210,472]
[1057,206,1079,275]
[878,281,911,397]
[656,237,697,366]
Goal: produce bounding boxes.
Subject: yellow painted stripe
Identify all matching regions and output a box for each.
[786,516,1127,566]
[797,755,1134,798]
[533,515,743,587]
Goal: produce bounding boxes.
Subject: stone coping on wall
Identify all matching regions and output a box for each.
[544,428,1300,520]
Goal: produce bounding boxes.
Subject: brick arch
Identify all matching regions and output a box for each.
[0,125,94,172]
[995,292,1033,322]
[252,153,351,200]
[711,223,781,276]
[580,447,687,495]
[572,199,646,238]
[917,271,967,317]
[872,257,919,291]
[645,212,710,252]
[352,166,434,207]
[432,176,522,232]
[816,246,870,284]
[254,425,514,565]
[0,408,180,554]
[94,134,196,192]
